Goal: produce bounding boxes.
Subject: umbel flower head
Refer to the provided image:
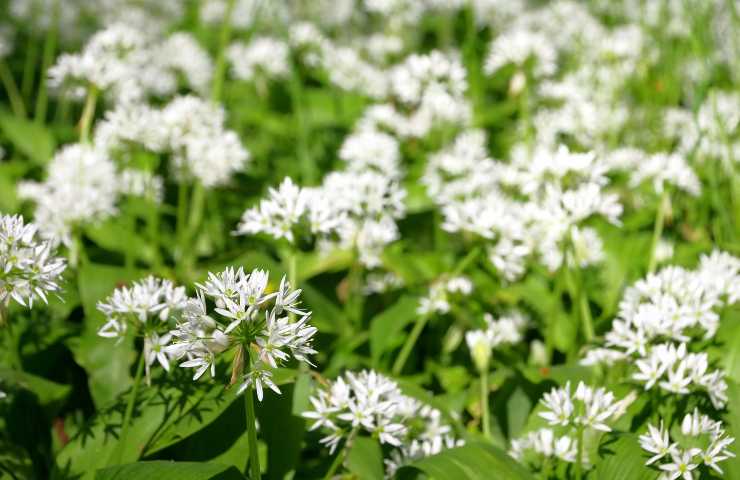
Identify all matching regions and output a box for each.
[165,267,317,400]
[97,276,188,385]
[302,369,463,475]
[539,382,635,433]
[0,214,66,310]
[639,409,735,478]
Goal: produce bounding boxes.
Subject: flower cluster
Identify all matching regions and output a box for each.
[95,96,250,187]
[539,381,634,434]
[417,275,473,316]
[465,311,528,372]
[165,267,316,400]
[97,276,188,384]
[302,370,463,475]
[0,214,66,309]
[582,252,740,408]
[48,23,212,103]
[18,144,119,246]
[639,409,735,478]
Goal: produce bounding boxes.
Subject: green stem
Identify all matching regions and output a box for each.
[21,36,39,104]
[648,190,669,274]
[185,181,205,249]
[288,63,314,183]
[79,85,98,143]
[244,350,261,480]
[452,246,482,275]
[175,181,189,260]
[111,350,146,466]
[564,255,593,347]
[0,61,27,117]
[4,316,23,369]
[211,0,236,102]
[480,368,491,439]
[575,423,585,480]
[346,258,364,327]
[34,0,59,124]
[323,444,346,480]
[392,313,430,375]
[463,1,482,126]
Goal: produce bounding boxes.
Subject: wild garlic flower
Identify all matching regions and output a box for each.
[0,214,66,309]
[465,311,528,371]
[484,29,557,77]
[96,96,250,187]
[510,428,578,466]
[339,129,401,180]
[18,144,119,246]
[160,96,250,187]
[227,37,290,82]
[362,271,404,296]
[608,149,701,197]
[539,382,634,433]
[582,255,739,408]
[632,343,727,408]
[417,276,473,315]
[695,90,740,165]
[302,369,462,474]
[97,276,188,384]
[165,267,317,401]
[388,50,471,137]
[235,177,345,245]
[639,410,735,477]
[48,24,213,103]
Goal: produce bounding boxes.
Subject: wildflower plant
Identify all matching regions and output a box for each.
[2,0,740,479]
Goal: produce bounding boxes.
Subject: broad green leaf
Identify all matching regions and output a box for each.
[296,249,353,281]
[398,442,534,480]
[0,109,55,165]
[346,437,384,480]
[594,433,658,480]
[301,283,344,335]
[55,385,175,479]
[142,383,240,457]
[0,367,70,413]
[257,385,305,479]
[67,263,144,407]
[94,461,245,480]
[370,295,420,367]
[722,380,740,479]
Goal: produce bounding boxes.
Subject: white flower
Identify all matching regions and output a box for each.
[19,144,119,246]
[0,214,66,309]
[659,450,699,480]
[539,382,630,432]
[227,37,290,81]
[303,369,462,468]
[167,267,316,401]
[639,421,674,466]
[539,382,574,427]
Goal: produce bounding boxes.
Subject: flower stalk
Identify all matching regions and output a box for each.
[110,350,146,466]
[244,347,261,480]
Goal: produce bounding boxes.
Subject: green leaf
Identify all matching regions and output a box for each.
[370,295,420,367]
[346,437,384,480]
[0,367,70,413]
[142,383,240,457]
[721,380,740,479]
[296,249,353,281]
[594,433,658,480]
[257,384,306,480]
[398,442,534,480]
[0,109,55,165]
[66,263,144,407]
[94,461,245,480]
[56,385,175,479]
